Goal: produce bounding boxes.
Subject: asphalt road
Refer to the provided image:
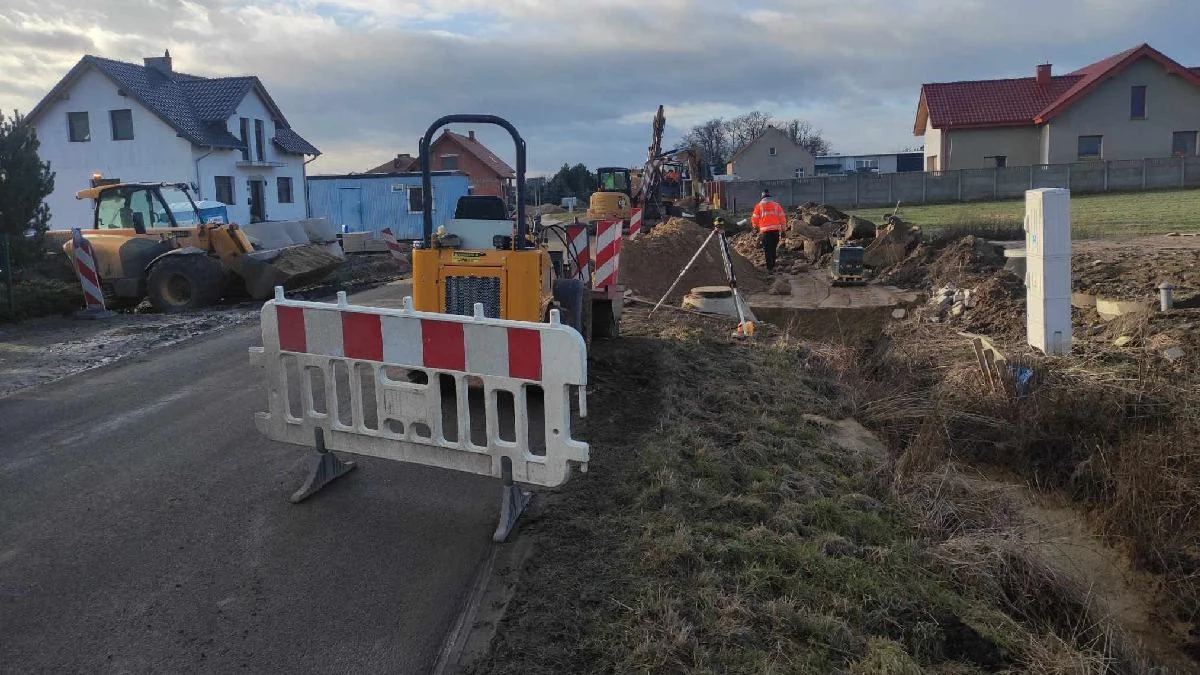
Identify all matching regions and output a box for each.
[0,285,498,674]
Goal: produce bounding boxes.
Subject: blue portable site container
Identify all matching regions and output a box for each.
[306,171,470,241]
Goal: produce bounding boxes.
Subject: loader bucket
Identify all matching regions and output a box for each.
[241,243,345,300]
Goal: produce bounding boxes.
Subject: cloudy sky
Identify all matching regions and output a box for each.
[2,0,1198,176]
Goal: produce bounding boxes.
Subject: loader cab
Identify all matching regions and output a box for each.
[84,183,200,234]
[596,167,632,196]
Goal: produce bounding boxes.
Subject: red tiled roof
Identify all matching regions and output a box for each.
[441,131,515,178]
[915,44,1200,135]
[367,153,417,173]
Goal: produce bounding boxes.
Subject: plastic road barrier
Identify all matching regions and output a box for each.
[593,219,622,289]
[563,223,590,284]
[251,287,589,540]
[71,228,112,319]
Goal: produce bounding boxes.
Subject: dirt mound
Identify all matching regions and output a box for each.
[623,218,767,302]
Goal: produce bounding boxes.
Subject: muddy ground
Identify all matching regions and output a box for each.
[0,253,406,399]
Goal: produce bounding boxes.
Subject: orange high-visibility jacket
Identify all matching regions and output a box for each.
[751,199,786,232]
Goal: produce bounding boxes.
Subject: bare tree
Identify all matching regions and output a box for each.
[724,111,775,153]
[681,118,730,174]
[783,119,832,157]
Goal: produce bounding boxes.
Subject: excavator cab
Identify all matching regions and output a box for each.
[587,167,634,224]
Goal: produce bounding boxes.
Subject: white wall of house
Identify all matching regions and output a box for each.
[1045,56,1200,164]
[726,127,816,180]
[195,90,307,225]
[923,117,943,171]
[34,67,195,230]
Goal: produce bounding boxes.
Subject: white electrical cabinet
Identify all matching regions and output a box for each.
[1024,188,1072,355]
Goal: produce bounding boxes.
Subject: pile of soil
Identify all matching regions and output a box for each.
[623,218,767,302]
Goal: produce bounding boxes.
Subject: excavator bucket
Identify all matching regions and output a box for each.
[239,244,346,300]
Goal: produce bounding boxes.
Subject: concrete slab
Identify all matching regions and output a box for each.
[746,271,923,342]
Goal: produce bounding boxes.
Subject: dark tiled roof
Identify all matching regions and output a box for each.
[30,55,318,155]
[442,131,515,177]
[273,127,319,155]
[368,154,418,173]
[916,44,1200,133]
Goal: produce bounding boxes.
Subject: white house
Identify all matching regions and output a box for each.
[27,51,319,230]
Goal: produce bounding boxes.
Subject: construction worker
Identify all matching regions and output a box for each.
[751,189,786,273]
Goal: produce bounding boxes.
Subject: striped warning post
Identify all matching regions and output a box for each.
[379,228,410,267]
[592,219,622,289]
[71,228,110,317]
[563,223,590,284]
[628,207,643,233]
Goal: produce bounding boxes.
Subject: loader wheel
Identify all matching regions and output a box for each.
[147,255,225,313]
[552,279,589,344]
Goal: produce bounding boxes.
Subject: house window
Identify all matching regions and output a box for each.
[992,155,1007,168]
[407,186,425,213]
[109,109,133,141]
[441,154,459,170]
[855,159,878,171]
[1130,85,1147,119]
[239,118,250,161]
[1077,135,1103,160]
[67,112,90,142]
[926,155,938,171]
[254,119,265,161]
[793,168,805,178]
[1172,131,1198,157]
[277,177,294,204]
[769,147,777,156]
[214,176,235,205]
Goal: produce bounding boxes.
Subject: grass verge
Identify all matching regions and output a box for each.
[849,188,1200,238]
[467,309,1155,674]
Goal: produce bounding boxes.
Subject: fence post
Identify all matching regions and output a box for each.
[1029,165,1034,189]
[1182,157,1187,188]
[1066,163,1071,190]
[1142,158,1147,189]
[957,170,962,202]
[888,173,893,205]
[1103,161,1109,192]
[855,174,861,207]
[821,177,826,203]
[993,168,998,200]
[922,171,927,203]
[789,179,795,208]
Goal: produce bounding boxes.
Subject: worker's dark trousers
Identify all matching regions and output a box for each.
[761,230,781,272]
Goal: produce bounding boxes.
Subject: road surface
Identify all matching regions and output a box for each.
[0,284,498,673]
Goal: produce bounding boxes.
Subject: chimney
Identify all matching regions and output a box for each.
[1036,63,1052,86]
[144,49,173,75]
[468,130,476,141]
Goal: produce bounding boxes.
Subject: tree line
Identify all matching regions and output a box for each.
[0,110,55,266]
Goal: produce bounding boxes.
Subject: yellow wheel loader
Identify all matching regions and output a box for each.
[57,182,343,312]
[411,114,620,343]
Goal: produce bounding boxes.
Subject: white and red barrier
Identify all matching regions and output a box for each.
[628,207,643,233]
[593,219,622,289]
[379,228,411,271]
[70,228,111,318]
[251,288,589,489]
[563,223,590,284]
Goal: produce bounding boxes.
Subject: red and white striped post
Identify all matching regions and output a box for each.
[71,228,112,319]
[628,207,643,235]
[563,223,591,285]
[592,219,622,289]
[379,228,411,273]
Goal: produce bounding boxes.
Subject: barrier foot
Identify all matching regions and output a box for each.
[74,308,114,320]
[289,428,356,504]
[492,463,532,543]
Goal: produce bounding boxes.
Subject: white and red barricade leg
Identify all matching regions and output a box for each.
[379,228,411,273]
[628,207,643,235]
[563,223,591,284]
[593,219,622,291]
[71,228,112,319]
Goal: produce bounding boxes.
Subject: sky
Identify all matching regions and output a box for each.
[2,0,1198,177]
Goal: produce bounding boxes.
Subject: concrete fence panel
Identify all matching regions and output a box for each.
[961,169,996,201]
[1186,157,1200,187]
[925,172,959,202]
[996,166,1032,199]
[1145,157,1184,189]
[892,173,925,204]
[1068,162,1106,194]
[858,173,893,207]
[1032,164,1069,189]
[1107,159,1143,191]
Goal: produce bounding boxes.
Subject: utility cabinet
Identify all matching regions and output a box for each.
[1024,188,1072,355]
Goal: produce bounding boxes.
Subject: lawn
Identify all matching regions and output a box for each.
[849,188,1200,238]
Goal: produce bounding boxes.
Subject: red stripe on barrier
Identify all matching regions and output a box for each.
[277,306,307,352]
[421,320,466,371]
[76,260,100,287]
[506,327,542,381]
[342,312,383,361]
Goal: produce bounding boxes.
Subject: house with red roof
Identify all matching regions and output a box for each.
[368,129,515,198]
[915,44,1200,171]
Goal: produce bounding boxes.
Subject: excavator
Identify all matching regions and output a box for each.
[56,180,343,312]
[587,105,713,232]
